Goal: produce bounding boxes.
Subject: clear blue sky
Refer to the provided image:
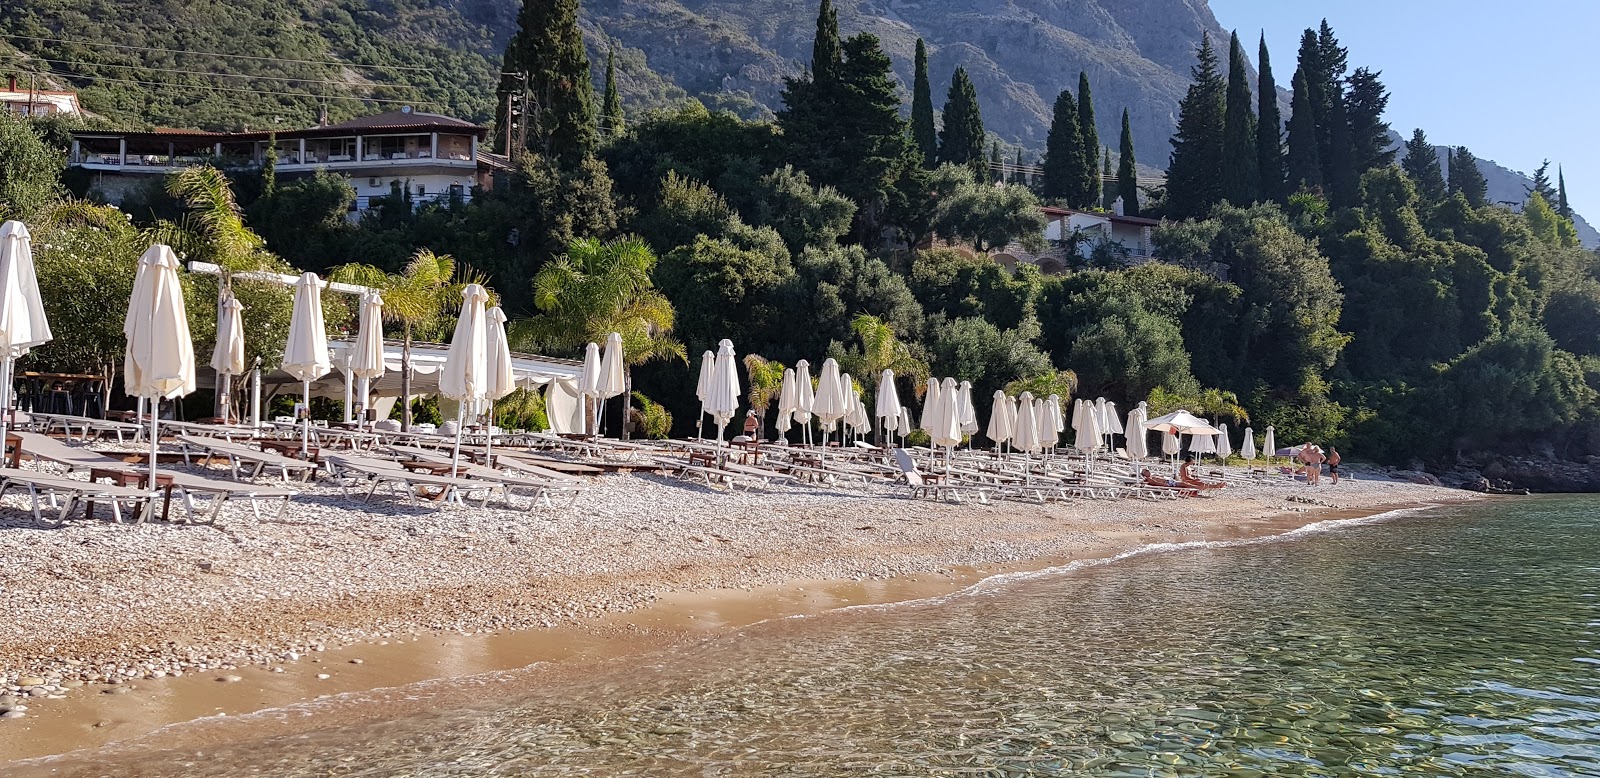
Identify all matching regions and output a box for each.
[1210,0,1600,219]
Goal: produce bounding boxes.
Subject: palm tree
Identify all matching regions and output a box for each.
[743,354,786,438]
[329,250,484,430]
[1004,369,1079,400]
[845,314,929,442]
[511,237,685,440]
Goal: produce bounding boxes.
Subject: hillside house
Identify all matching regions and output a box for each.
[993,205,1162,274]
[69,108,506,212]
[1,76,82,117]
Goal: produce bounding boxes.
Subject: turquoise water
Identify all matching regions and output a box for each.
[34,497,1600,776]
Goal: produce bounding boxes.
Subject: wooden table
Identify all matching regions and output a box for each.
[5,432,19,469]
[260,440,320,463]
[87,467,174,522]
[400,460,456,476]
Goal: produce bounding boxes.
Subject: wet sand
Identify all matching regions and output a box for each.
[0,497,1461,768]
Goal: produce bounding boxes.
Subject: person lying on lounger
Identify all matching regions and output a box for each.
[1178,460,1225,490]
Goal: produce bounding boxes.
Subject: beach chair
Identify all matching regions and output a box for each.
[325,453,503,507]
[892,448,989,504]
[0,469,154,526]
[375,445,588,509]
[176,435,319,482]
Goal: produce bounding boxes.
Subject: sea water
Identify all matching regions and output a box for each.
[31,497,1600,776]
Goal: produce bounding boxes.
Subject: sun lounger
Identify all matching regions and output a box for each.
[375,445,587,509]
[892,449,989,504]
[175,435,319,482]
[325,453,503,507]
[0,468,154,526]
[30,413,145,443]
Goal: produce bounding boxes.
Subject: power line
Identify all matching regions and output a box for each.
[3,32,447,73]
[34,67,441,109]
[17,55,430,92]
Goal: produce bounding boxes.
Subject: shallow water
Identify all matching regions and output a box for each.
[28,497,1600,776]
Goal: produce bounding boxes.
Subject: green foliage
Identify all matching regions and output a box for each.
[498,0,596,163]
[1345,67,1394,175]
[1117,109,1139,216]
[1430,326,1593,452]
[1448,146,1489,208]
[1524,192,1578,248]
[742,354,786,416]
[603,103,786,206]
[924,314,1052,391]
[929,167,1047,253]
[1284,68,1322,193]
[744,166,855,254]
[1040,89,1085,205]
[1220,31,1259,207]
[601,50,626,139]
[247,170,355,272]
[1004,370,1078,401]
[1401,129,1447,203]
[911,247,1039,331]
[1255,34,1285,203]
[520,236,685,375]
[1165,34,1226,219]
[0,113,64,219]
[841,314,929,393]
[628,391,672,439]
[1077,72,1100,208]
[910,39,937,168]
[937,68,985,168]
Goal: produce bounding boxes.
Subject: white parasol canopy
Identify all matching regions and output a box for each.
[987,390,1012,449]
[957,381,978,436]
[482,305,515,462]
[694,349,715,438]
[1264,426,1277,462]
[594,331,625,435]
[349,291,384,424]
[1189,429,1217,455]
[812,358,847,441]
[794,359,815,426]
[897,406,913,440]
[123,244,194,492]
[1162,429,1180,457]
[1073,398,1101,453]
[210,294,245,378]
[930,377,963,450]
[919,377,943,435]
[775,368,798,435]
[875,369,901,440]
[0,221,50,434]
[707,339,741,442]
[1124,402,1149,460]
[283,272,331,456]
[1242,426,1257,461]
[439,283,490,477]
[1143,409,1221,436]
[1012,392,1041,452]
[1216,422,1233,459]
[1037,397,1059,450]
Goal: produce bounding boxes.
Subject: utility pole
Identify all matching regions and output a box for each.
[27,72,36,117]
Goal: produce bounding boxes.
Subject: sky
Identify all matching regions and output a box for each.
[1210,0,1600,220]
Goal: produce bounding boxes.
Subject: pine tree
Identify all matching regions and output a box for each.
[1323,86,1358,207]
[1528,159,1559,203]
[1558,166,1572,219]
[1345,67,1393,174]
[497,0,597,163]
[1448,146,1489,208]
[1284,68,1322,192]
[938,68,985,168]
[1400,128,1446,202]
[1117,108,1139,217]
[990,141,1003,183]
[1040,89,1084,204]
[1165,33,1226,219]
[1102,150,1114,210]
[1221,31,1259,205]
[812,0,842,84]
[1078,71,1101,207]
[1256,33,1284,202]
[601,49,625,138]
[910,38,937,168]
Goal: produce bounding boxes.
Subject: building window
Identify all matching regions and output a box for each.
[416,184,426,196]
[448,183,465,200]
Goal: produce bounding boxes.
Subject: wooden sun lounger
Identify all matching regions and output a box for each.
[0,469,154,526]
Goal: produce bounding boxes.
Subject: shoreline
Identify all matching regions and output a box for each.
[0,468,1478,766]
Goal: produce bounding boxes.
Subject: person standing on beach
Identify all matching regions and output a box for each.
[1327,447,1342,485]
[1300,444,1324,485]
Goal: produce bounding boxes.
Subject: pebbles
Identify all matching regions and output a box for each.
[0,454,1471,718]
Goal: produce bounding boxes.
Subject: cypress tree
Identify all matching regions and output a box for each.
[1448,146,1489,208]
[1323,87,1358,207]
[938,68,985,168]
[1400,128,1446,203]
[1040,88,1084,204]
[1165,33,1226,219]
[1558,166,1572,219]
[1295,29,1325,160]
[910,38,937,168]
[1102,150,1114,210]
[1221,31,1259,205]
[1256,33,1284,202]
[1117,108,1139,217]
[1078,71,1101,207]
[497,0,596,163]
[1284,68,1321,192]
[990,141,1003,183]
[600,49,625,138]
[812,0,842,84]
[1345,67,1393,174]
[1015,148,1027,188]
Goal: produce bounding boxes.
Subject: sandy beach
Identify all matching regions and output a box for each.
[0,453,1474,763]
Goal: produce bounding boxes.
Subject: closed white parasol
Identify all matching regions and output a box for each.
[282,272,331,457]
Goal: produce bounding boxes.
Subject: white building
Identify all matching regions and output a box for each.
[69,108,506,211]
[1,76,83,117]
[994,205,1162,274]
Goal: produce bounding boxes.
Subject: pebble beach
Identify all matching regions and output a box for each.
[0,450,1473,759]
